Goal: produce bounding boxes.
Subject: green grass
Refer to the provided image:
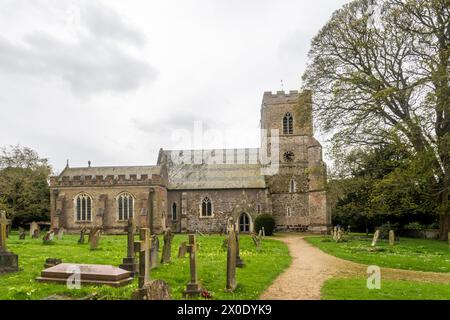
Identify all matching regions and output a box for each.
[1,232,290,300]
[322,277,450,300]
[305,235,450,273]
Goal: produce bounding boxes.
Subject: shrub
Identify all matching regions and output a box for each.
[254,214,275,236]
[404,222,425,231]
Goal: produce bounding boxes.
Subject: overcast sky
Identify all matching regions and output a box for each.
[0,0,349,173]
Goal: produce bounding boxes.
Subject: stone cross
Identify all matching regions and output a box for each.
[389,230,395,246]
[119,219,138,276]
[371,229,380,247]
[134,228,151,288]
[161,228,173,264]
[150,235,159,270]
[183,234,202,297]
[226,226,237,292]
[178,241,187,258]
[0,211,11,252]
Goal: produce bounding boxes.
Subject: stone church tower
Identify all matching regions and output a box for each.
[261,90,329,233]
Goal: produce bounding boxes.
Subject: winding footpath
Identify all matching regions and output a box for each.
[260,235,450,300]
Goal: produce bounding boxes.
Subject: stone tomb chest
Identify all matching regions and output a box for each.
[36,263,133,287]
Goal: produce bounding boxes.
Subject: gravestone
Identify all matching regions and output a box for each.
[78,227,87,244]
[262,227,265,237]
[332,226,338,241]
[89,228,102,251]
[19,227,26,240]
[131,279,171,300]
[389,230,395,246]
[57,228,65,240]
[178,241,187,258]
[134,228,151,289]
[131,229,171,300]
[32,229,40,239]
[236,231,244,268]
[226,225,237,292]
[88,226,102,244]
[36,263,133,287]
[251,230,263,252]
[371,230,380,247]
[44,258,62,268]
[43,230,55,244]
[30,221,40,238]
[336,227,343,243]
[0,211,18,274]
[161,228,174,264]
[182,234,202,298]
[150,235,159,269]
[119,219,138,276]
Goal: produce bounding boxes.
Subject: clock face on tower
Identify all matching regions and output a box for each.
[283,151,295,163]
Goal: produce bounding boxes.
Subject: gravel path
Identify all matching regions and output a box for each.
[260,235,450,300]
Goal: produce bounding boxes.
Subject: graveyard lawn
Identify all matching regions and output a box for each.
[305,235,450,273]
[0,233,290,300]
[321,277,450,300]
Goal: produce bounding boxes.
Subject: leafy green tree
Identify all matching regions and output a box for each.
[0,145,51,226]
[303,0,449,238]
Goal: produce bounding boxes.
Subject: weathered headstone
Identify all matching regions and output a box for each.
[88,226,101,244]
[226,225,237,292]
[150,235,159,269]
[389,230,395,246]
[178,241,187,258]
[119,219,138,276]
[182,234,202,298]
[78,227,87,244]
[371,230,380,247]
[43,230,55,244]
[57,228,65,240]
[336,227,343,243]
[44,258,62,268]
[32,229,40,239]
[19,227,26,240]
[30,221,40,238]
[160,228,174,264]
[262,227,265,237]
[131,279,171,300]
[251,230,263,252]
[332,226,338,241]
[89,228,102,250]
[0,211,18,274]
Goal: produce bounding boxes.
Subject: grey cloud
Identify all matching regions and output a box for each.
[0,32,156,95]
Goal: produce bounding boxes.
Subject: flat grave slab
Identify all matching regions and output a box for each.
[36,263,133,287]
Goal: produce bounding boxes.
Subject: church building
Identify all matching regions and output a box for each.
[49,90,330,234]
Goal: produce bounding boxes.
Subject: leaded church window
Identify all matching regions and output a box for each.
[201,197,212,217]
[117,193,134,221]
[172,202,177,221]
[75,193,92,221]
[283,112,293,135]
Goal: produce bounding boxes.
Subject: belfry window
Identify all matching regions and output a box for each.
[75,193,92,221]
[283,112,293,135]
[117,193,134,221]
[201,197,213,217]
[172,202,177,221]
[289,178,296,193]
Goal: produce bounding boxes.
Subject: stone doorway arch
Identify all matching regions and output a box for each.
[238,212,252,233]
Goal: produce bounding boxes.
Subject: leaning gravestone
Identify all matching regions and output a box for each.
[178,241,187,258]
[131,279,171,300]
[0,211,18,274]
[389,230,395,246]
[150,235,159,270]
[119,219,138,277]
[57,228,65,240]
[251,230,263,252]
[89,228,102,251]
[19,227,26,240]
[43,230,55,244]
[182,234,202,298]
[78,227,87,244]
[226,224,238,292]
[160,228,174,264]
[371,230,380,247]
